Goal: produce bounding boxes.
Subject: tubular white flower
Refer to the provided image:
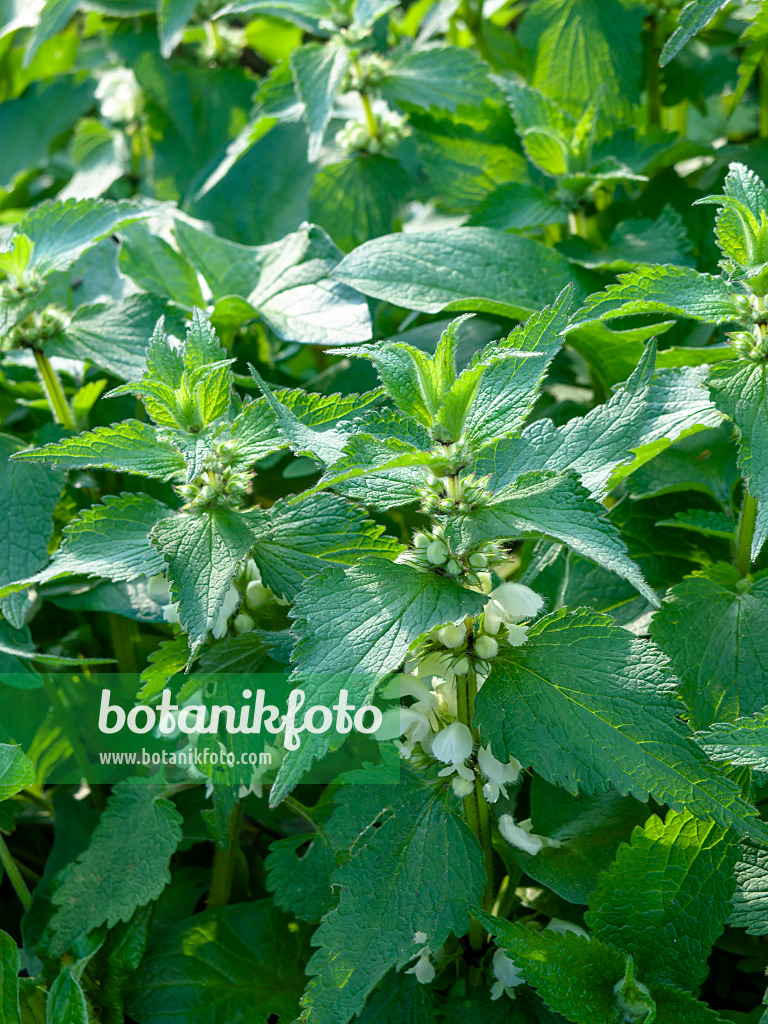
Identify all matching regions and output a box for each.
[406,947,435,984]
[490,948,525,1000]
[484,582,544,634]
[477,746,522,803]
[147,573,172,605]
[506,624,530,647]
[432,722,473,766]
[95,67,142,123]
[246,580,271,609]
[498,815,560,856]
[162,602,180,624]
[212,584,241,638]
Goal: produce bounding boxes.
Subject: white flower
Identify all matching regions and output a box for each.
[212,584,241,639]
[95,67,142,123]
[412,652,454,682]
[498,815,560,856]
[477,746,522,803]
[484,583,544,634]
[246,580,271,609]
[432,722,474,781]
[377,706,433,759]
[453,657,469,675]
[380,675,439,717]
[233,612,254,635]
[162,602,180,624]
[506,624,530,647]
[426,539,449,565]
[433,677,458,718]
[490,947,525,999]
[474,635,498,660]
[547,918,589,940]
[147,573,172,605]
[406,934,437,985]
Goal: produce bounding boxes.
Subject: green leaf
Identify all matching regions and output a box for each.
[650,564,768,730]
[696,708,768,770]
[118,223,204,308]
[708,361,768,560]
[302,783,485,1024]
[49,784,183,956]
[12,421,186,481]
[21,0,77,66]
[381,45,490,112]
[731,844,768,936]
[0,744,35,801]
[0,931,20,1024]
[266,832,336,923]
[474,608,768,843]
[569,265,741,329]
[0,435,61,629]
[17,198,150,278]
[271,559,486,802]
[508,776,650,903]
[291,40,350,161]
[151,508,255,651]
[158,0,200,57]
[137,635,189,701]
[174,220,372,346]
[660,0,730,66]
[355,972,437,1024]
[519,0,645,123]
[462,289,568,448]
[0,619,114,667]
[585,810,738,989]
[445,470,656,603]
[214,0,334,32]
[244,493,402,600]
[333,228,584,320]
[46,967,88,1024]
[476,342,659,498]
[46,295,177,381]
[467,181,567,231]
[0,494,171,598]
[127,901,308,1024]
[562,207,694,271]
[656,508,736,539]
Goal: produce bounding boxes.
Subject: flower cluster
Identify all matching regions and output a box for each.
[147,556,283,640]
[418,470,494,514]
[335,105,409,156]
[95,67,142,124]
[175,439,252,512]
[4,306,69,352]
[403,523,503,588]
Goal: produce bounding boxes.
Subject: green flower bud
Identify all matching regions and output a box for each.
[426,539,449,565]
[438,623,465,648]
[233,612,255,635]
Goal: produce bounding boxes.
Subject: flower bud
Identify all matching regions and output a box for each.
[426,539,449,565]
[233,612,255,635]
[452,776,475,798]
[246,580,271,609]
[474,635,498,660]
[438,623,465,648]
[453,657,469,675]
[468,552,488,568]
[413,532,430,549]
[445,558,462,575]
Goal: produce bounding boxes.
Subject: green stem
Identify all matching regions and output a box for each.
[735,491,758,578]
[108,614,141,674]
[0,835,33,911]
[206,800,243,908]
[459,0,496,68]
[40,673,105,810]
[457,665,494,954]
[33,349,74,430]
[356,65,378,140]
[568,207,589,240]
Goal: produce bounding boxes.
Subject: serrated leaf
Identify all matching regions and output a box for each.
[585,810,738,989]
[445,470,656,603]
[243,493,402,599]
[214,0,334,32]
[302,783,485,1024]
[291,41,350,161]
[46,967,88,1024]
[49,784,183,956]
[519,0,645,123]
[569,265,741,329]
[656,508,736,539]
[0,744,35,801]
[0,494,171,598]
[16,198,150,278]
[563,207,694,271]
[127,901,308,1024]
[12,421,185,481]
[118,223,204,308]
[271,559,486,803]
[137,635,189,701]
[265,833,336,923]
[0,931,20,1024]
[708,361,768,560]
[333,228,583,320]
[474,608,768,843]
[475,341,658,498]
[381,44,490,112]
[731,844,768,935]
[151,508,255,651]
[175,220,371,346]
[463,289,569,448]
[696,708,768,770]
[650,564,768,730]
[660,0,730,66]
[46,295,177,381]
[0,435,61,628]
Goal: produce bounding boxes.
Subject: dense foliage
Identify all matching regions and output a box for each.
[3,1,768,1022]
